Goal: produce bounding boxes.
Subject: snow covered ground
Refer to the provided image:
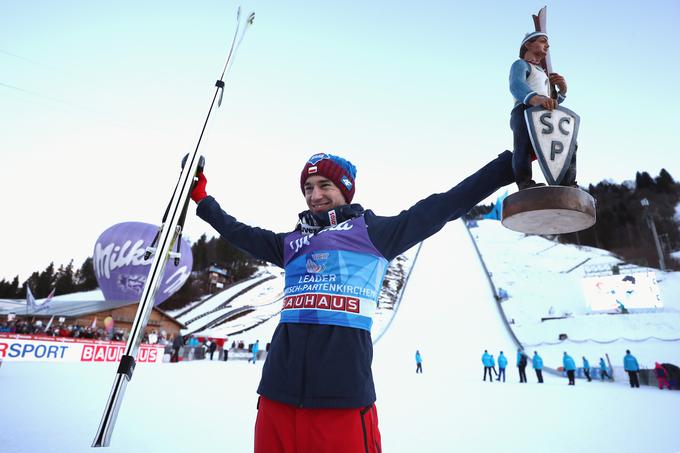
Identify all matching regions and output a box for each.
[471,219,680,370]
[2,220,679,453]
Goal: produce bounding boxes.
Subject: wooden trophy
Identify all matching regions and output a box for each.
[502,6,596,235]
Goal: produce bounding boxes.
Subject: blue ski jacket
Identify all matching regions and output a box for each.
[532,353,543,370]
[624,353,640,371]
[583,358,590,370]
[498,353,508,369]
[563,354,576,371]
[599,358,608,371]
[197,151,514,408]
[482,352,492,367]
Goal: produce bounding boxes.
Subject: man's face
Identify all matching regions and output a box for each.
[525,36,549,58]
[304,175,346,214]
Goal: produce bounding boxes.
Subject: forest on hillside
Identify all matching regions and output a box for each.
[468,169,680,270]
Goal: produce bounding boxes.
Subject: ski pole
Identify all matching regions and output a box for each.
[91,8,255,447]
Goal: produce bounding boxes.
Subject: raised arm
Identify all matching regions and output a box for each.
[192,173,286,267]
[366,150,514,261]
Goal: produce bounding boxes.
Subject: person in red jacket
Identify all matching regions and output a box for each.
[655,362,671,390]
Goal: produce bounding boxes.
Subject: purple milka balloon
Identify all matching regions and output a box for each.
[93,222,193,305]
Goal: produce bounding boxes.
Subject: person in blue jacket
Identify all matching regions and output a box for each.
[532,351,544,383]
[623,349,640,388]
[599,357,612,381]
[192,151,515,452]
[248,340,260,364]
[582,356,592,382]
[517,348,528,383]
[482,350,494,382]
[496,351,508,382]
[563,352,576,385]
[509,31,572,190]
[415,350,423,374]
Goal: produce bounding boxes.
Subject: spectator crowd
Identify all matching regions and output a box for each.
[0,318,173,344]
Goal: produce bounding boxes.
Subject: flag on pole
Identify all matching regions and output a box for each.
[45,315,55,331]
[91,317,97,329]
[26,286,37,311]
[35,288,56,313]
[483,191,509,221]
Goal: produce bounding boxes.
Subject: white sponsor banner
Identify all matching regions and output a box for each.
[0,334,164,364]
[581,271,662,312]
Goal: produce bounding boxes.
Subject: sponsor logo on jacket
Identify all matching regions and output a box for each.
[288,222,354,254]
[282,293,360,313]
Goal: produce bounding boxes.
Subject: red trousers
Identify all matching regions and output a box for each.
[254,396,382,453]
[657,377,670,389]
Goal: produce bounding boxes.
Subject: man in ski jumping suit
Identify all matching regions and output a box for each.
[509,31,574,190]
[191,151,514,452]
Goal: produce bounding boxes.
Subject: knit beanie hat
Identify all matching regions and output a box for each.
[300,153,357,203]
[519,31,548,57]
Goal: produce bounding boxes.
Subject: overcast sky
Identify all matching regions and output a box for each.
[1,0,679,282]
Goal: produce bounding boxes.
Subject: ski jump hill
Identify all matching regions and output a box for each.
[2,220,678,453]
[371,220,679,453]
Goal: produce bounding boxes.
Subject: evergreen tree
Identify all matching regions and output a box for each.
[215,237,258,280]
[25,271,40,299]
[0,278,16,298]
[656,168,675,192]
[635,171,655,190]
[191,234,210,271]
[35,262,56,297]
[75,257,98,291]
[54,260,76,295]
[158,274,206,311]
[555,169,680,270]
[9,276,19,297]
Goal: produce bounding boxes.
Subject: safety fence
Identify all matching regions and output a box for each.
[167,345,268,362]
[522,336,680,347]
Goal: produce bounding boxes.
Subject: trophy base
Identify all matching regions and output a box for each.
[501,186,596,234]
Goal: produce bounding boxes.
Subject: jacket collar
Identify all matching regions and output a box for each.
[297,204,365,235]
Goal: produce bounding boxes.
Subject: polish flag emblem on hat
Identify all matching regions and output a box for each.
[308,166,318,174]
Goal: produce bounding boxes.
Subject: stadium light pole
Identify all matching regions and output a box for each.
[640,198,666,271]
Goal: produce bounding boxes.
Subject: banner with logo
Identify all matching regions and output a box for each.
[0,333,164,364]
[93,221,193,305]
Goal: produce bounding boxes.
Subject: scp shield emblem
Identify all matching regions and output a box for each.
[525,105,580,185]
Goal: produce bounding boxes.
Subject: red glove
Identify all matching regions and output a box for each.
[191,172,208,203]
